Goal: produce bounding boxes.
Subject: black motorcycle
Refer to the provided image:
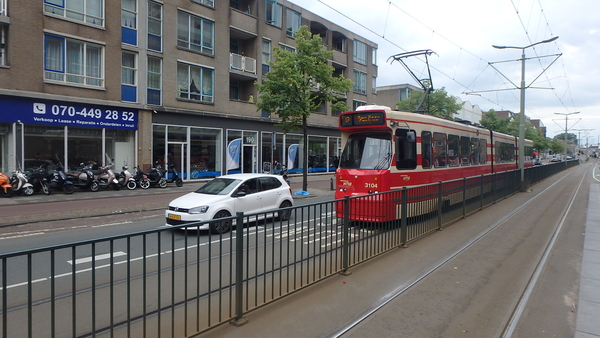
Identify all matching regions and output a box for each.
[67,163,99,192]
[26,168,51,195]
[132,166,151,189]
[145,163,167,188]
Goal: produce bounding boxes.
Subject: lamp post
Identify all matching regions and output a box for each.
[556,112,580,160]
[492,36,559,185]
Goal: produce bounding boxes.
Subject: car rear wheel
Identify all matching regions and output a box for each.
[210,210,232,234]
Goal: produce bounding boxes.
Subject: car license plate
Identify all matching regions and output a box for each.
[168,213,181,221]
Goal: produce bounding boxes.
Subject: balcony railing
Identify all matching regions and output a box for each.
[0,0,6,16]
[230,53,256,74]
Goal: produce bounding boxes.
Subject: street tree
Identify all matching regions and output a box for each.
[395,87,462,120]
[255,25,354,191]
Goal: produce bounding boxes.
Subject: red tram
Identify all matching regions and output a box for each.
[335,105,534,222]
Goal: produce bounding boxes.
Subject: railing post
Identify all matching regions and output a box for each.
[437,181,443,230]
[462,177,467,218]
[480,175,484,210]
[493,172,497,204]
[340,196,352,276]
[400,187,408,247]
[231,212,248,326]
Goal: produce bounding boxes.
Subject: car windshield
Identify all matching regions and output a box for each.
[195,178,241,195]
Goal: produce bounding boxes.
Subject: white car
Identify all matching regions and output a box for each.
[166,173,293,233]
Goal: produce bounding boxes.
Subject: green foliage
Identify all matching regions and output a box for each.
[395,87,462,120]
[554,132,578,145]
[550,138,565,154]
[480,110,516,135]
[255,26,354,133]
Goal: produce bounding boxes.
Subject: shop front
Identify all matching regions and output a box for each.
[0,96,138,173]
[151,113,341,181]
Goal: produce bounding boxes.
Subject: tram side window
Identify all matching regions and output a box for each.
[470,138,479,165]
[495,141,502,163]
[433,132,447,167]
[421,131,432,169]
[448,134,459,167]
[395,129,417,170]
[460,136,470,166]
[479,139,487,164]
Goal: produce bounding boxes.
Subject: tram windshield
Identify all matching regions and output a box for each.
[339,132,392,170]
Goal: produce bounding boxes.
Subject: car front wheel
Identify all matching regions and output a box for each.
[210,210,232,234]
[277,200,293,221]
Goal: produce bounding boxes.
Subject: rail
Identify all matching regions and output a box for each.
[0,161,579,337]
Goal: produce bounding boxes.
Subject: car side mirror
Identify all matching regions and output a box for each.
[236,191,246,197]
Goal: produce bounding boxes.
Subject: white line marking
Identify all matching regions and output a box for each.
[67,251,127,265]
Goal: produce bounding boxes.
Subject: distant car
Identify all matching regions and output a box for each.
[165,173,294,233]
[550,157,559,162]
[566,156,573,160]
[533,158,542,166]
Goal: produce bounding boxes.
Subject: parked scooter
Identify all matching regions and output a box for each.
[165,162,184,187]
[26,167,51,195]
[117,165,137,190]
[132,166,151,189]
[0,172,14,198]
[145,162,167,188]
[96,154,120,190]
[67,163,99,192]
[10,167,34,196]
[49,164,75,194]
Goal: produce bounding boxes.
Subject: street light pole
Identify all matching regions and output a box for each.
[555,111,580,161]
[492,36,559,186]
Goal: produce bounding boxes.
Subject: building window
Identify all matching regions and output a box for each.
[0,24,7,67]
[44,0,104,26]
[177,62,214,103]
[193,0,214,7]
[262,39,271,75]
[265,0,282,28]
[177,11,214,56]
[353,100,366,110]
[353,69,366,95]
[122,0,137,45]
[333,33,345,52]
[44,34,104,87]
[353,39,367,65]
[372,76,377,94]
[285,9,301,38]
[372,47,377,65]
[279,43,295,53]
[148,1,162,52]
[147,56,162,105]
[399,87,411,101]
[121,51,137,102]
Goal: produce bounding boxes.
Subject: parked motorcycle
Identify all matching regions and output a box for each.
[10,167,34,196]
[49,165,75,194]
[145,163,167,188]
[0,172,14,198]
[67,163,99,192]
[117,165,137,190]
[26,167,51,195]
[165,163,184,187]
[132,166,151,189]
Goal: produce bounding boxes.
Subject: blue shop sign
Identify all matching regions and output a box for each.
[0,96,138,130]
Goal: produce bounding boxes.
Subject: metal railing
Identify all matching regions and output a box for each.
[0,161,577,337]
[230,53,256,74]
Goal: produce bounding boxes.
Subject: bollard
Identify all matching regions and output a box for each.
[330,177,334,191]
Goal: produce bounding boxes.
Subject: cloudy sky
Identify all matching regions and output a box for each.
[291,0,600,145]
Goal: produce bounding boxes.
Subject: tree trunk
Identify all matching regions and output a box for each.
[302,115,308,192]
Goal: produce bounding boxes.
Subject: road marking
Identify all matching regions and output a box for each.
[68,251,127,265]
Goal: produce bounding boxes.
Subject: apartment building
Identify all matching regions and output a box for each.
[0,0,378,179]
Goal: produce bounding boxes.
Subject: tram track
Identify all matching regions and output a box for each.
[331,164,590,338]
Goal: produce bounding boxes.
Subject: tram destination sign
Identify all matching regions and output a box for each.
[0,96,138,130]
[340,111,386,127]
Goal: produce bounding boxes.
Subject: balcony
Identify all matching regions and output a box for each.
[230,53,256,77]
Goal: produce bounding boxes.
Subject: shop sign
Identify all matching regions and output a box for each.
[0,96,138,130]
